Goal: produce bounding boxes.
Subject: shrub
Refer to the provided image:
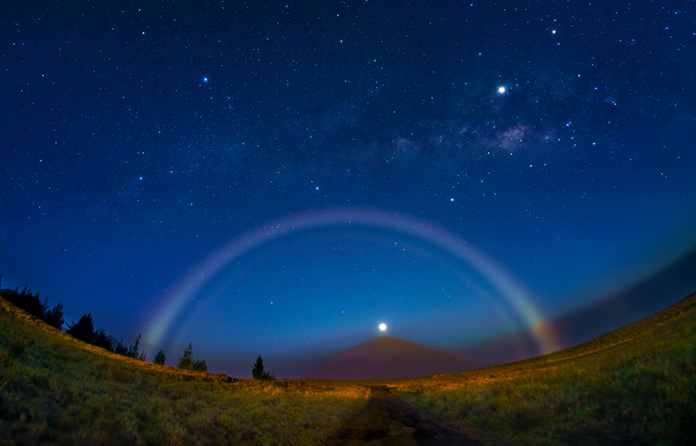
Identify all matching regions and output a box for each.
[193,360,207,372]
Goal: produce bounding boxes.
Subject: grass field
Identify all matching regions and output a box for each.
[390,292,696,444]
[0,298,367,445]
[1,292,695,445]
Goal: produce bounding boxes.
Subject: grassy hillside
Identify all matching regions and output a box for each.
[2,291,695,445]
[390,292,696,444]
[0,297,367,445]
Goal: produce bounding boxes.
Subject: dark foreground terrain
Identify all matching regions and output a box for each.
[1,291,695,444]
[389,292,696,444]
[332,386,479,445]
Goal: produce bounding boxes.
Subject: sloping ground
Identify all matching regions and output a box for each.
[391,292,696,444]
[314,336,477,380]
[3,291,695,445]
[0,297,367,445]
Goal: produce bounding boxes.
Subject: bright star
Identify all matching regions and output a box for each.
[497,86,507,94]
[202,76,209,83]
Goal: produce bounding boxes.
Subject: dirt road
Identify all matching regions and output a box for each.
[330,386,480,445]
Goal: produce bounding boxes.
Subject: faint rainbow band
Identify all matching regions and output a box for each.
[143,207,562,354]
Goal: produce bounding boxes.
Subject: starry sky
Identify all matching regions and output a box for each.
[2,1,696,377]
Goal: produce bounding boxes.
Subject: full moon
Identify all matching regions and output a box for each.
[378,322,387,332]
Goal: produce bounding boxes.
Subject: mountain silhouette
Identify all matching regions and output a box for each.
[313,336,477,380]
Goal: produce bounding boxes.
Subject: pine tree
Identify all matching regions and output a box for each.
[177,343,194,369]
[44,303,64,329]
[30,292,49,320]
[66,313,95,344]
[252,355,265,380]
[3,286,48,320]
[93,329,113,351]
[127,333,146,360]
[154,350,166,365]
[113,339,129,356]
[252,355,275,380]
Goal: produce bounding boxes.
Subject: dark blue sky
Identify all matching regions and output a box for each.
[2,1,695,376]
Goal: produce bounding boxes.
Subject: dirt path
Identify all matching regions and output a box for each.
[330,386,480,446]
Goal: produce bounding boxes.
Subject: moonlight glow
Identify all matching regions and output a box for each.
[379,323,387,332]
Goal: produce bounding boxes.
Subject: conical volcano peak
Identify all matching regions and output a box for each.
[313,336,476,380]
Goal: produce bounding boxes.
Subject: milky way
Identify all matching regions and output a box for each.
[1,1,695,376]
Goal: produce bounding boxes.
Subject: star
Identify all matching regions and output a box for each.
[4,0,694,382]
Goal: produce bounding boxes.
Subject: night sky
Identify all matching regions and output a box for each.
[2,1,696,377]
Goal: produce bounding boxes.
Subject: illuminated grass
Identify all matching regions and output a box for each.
[2,292,695,444]
[390,292,696,444]
[0,298,367,445]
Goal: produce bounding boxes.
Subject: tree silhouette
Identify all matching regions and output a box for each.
[0,277,65,329]
[252,355,275,380]
[44,302,64,329]
[93,329,113,351]
[177,343,194,369]
[66,313,95,344]
[154,350,166,365]
[2,287,49,320]
[252,355,265,379]
[177,343,207,371]
[113,339,128,356]
[127,333,146,360]
[28,291,49,320]
[193,359,207,372]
